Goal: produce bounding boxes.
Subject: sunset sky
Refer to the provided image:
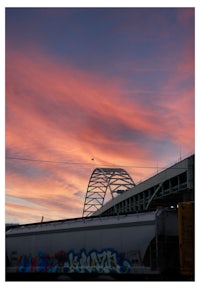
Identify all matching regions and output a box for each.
[5,7,195,224]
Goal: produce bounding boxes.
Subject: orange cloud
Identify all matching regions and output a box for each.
[6,48,194,223]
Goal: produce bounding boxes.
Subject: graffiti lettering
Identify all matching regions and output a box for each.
[17,249,131,274]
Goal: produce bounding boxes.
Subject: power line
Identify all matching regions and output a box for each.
[6,156,91,166]
[6,156,187,170]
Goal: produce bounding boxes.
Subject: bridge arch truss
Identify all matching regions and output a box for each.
[82,168,135,217]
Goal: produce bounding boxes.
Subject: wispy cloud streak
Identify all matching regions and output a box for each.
[6,8,194,224]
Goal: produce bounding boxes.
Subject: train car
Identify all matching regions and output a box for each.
[6,207,181,280]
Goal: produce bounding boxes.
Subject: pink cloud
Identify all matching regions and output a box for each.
[177,8,194,23]
[6,48,194,223]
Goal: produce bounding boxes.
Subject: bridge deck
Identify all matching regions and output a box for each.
[93,155,194,217]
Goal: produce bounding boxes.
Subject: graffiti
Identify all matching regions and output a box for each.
[17,249,131,274]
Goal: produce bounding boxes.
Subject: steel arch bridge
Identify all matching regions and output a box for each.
[82,168,135,217]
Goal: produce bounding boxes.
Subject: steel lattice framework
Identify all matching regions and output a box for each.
[82,168,135,217]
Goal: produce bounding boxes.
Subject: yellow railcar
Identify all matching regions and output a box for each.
[178,201,194,277]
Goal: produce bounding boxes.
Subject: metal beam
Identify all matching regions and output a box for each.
[82,168,135,217]
[145,183,163,210]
